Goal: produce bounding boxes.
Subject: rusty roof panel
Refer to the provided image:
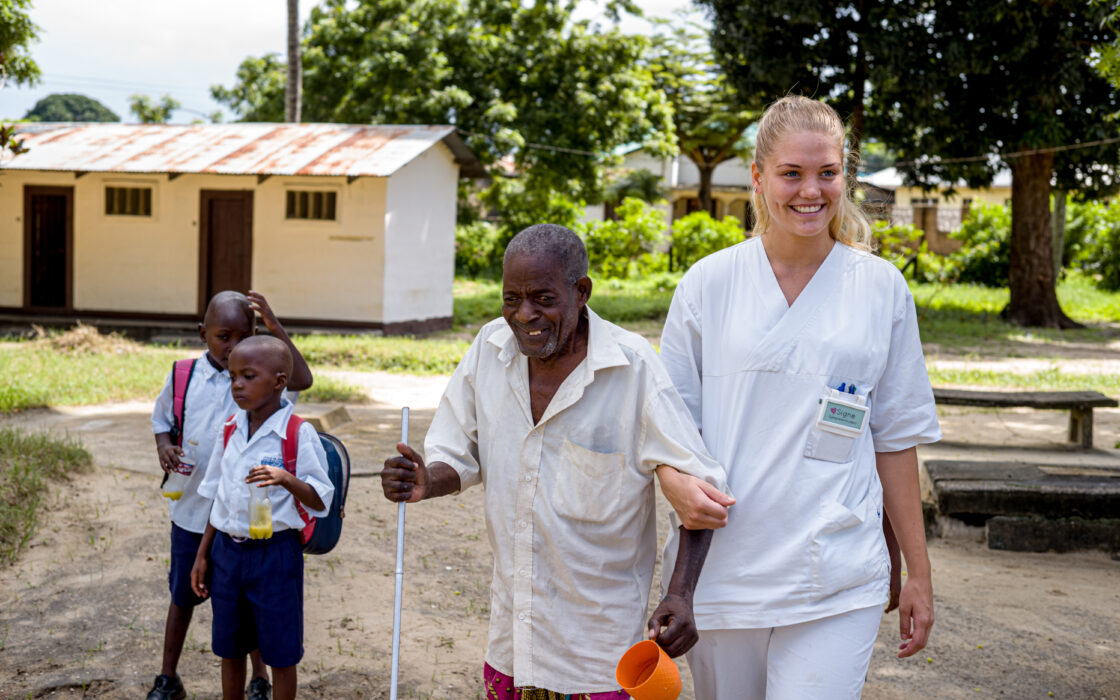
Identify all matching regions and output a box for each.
[2,123,480,178]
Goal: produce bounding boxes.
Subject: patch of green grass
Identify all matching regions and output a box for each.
[295,334,472,376]
[0,428,92,563]
[452,278,501,328]
[0,341,180,413]
[911,271,1120,352]
[302,375,370,403]
[591,273,681,323]
[928,367,1120,394]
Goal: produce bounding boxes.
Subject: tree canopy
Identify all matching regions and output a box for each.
[696,0,919,172]
[700,0,1120,328]
[24,93,119,122]
[872,0,1120,327]
[211,0,674,206]
[646,16,754,216]
[0,0,40,89]
[128,94,180,124]
[1,0,40,157]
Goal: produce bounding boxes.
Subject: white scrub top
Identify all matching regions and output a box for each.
[659,237,941,630]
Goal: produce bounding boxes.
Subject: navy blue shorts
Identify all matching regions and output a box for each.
[169,524,207,609]
[209,530,304,668]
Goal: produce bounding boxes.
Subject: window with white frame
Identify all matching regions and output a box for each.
[286,190,338,220]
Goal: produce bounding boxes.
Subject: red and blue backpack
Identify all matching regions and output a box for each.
[222,414,351,555]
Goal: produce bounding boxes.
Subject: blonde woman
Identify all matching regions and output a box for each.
[657,96,939,698]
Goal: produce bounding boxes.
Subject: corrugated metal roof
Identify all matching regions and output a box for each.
[2,123,485,178]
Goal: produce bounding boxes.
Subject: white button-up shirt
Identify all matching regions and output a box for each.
[424,308,728,693]
[197,400,333,538]
[151,354,237,534]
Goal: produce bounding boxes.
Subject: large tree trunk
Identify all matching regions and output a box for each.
[1051,190,1067,281]
[1003,152,1080,328]
[847,0,866,180]
[286,0,301,123]
[698,163,715,217]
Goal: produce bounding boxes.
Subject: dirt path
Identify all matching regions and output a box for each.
[2,369,1119,699]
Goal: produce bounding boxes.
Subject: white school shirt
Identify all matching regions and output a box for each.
[424,308,729,694]
[152,355,300,534]
[151,353,238,534]
[197,400,333,538]
[659,238,941,630]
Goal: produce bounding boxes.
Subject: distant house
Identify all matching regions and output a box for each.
[0,123,483,334]
[584,148,754,229]
[859,167,1012,254]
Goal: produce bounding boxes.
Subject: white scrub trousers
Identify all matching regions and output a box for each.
[686,604,883,700]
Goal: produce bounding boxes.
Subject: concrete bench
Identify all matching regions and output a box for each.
[932,388,1118,449]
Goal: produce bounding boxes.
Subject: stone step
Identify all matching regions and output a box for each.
[925,459,1120,553]
[926,459,1120,520]
[296,404,353,433]
[986,515,1120,553]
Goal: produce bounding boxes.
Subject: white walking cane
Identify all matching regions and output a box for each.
[390,406,409,700]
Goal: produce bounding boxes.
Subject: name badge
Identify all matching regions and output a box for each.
[816,391,869,437]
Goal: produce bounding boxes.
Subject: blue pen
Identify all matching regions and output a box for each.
[849,384,857,394]
[837,382,846,392]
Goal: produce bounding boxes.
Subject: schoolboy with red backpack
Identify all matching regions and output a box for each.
[149,290,312,700]
[190,336,334,700]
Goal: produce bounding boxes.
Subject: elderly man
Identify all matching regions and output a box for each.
[381,224,732,697]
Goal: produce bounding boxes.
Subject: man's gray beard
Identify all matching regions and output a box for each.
[516,333,559,359]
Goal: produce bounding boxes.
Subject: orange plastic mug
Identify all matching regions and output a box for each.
[615,640,682,700]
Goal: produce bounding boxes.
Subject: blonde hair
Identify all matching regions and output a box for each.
[750,95,875,252]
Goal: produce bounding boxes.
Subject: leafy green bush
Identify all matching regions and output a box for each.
[1066,199,1120,291]
[670,212,745,270]
[871,221,952,282]
[939,202,1012,287]
[578,197,668,279]
[455,221,503,278]
[480,178,585,242]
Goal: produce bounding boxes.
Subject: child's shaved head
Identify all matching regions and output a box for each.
[203,291,255,329]
[231,335,293,376]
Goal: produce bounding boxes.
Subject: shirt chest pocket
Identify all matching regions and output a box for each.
[550,440,625,523]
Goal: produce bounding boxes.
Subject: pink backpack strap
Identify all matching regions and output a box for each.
[282,415,315,544]
[221,414,237,449]
[171,359,197,447]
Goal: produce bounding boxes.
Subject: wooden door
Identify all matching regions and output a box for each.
[198,190,253,313]
[24,186,74,310]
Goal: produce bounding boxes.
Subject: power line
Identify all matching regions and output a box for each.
[455,128,603,157]
[892,135,1120,168]
[34,73,214,96]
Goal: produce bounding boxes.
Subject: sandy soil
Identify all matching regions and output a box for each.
[2,369,1119,699]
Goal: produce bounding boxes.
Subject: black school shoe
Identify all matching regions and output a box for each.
[247,676,272,700]
[145,674,186,700]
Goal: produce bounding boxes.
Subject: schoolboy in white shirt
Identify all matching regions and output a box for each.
[149,290,312,700]
[191,335,333,700]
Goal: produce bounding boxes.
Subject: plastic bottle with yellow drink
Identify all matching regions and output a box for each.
[249,479,273,539]
[161,446,196,500]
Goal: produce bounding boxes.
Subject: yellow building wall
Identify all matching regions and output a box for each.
[75,172,208,314]
[0,171,390,322]
[253,176,386,323]
[0,171,77,307]
[893,185,1011,207]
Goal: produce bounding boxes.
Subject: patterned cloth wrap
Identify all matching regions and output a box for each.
[483,663,630,699]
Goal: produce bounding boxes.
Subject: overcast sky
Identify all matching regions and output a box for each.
[0,0,702,123]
